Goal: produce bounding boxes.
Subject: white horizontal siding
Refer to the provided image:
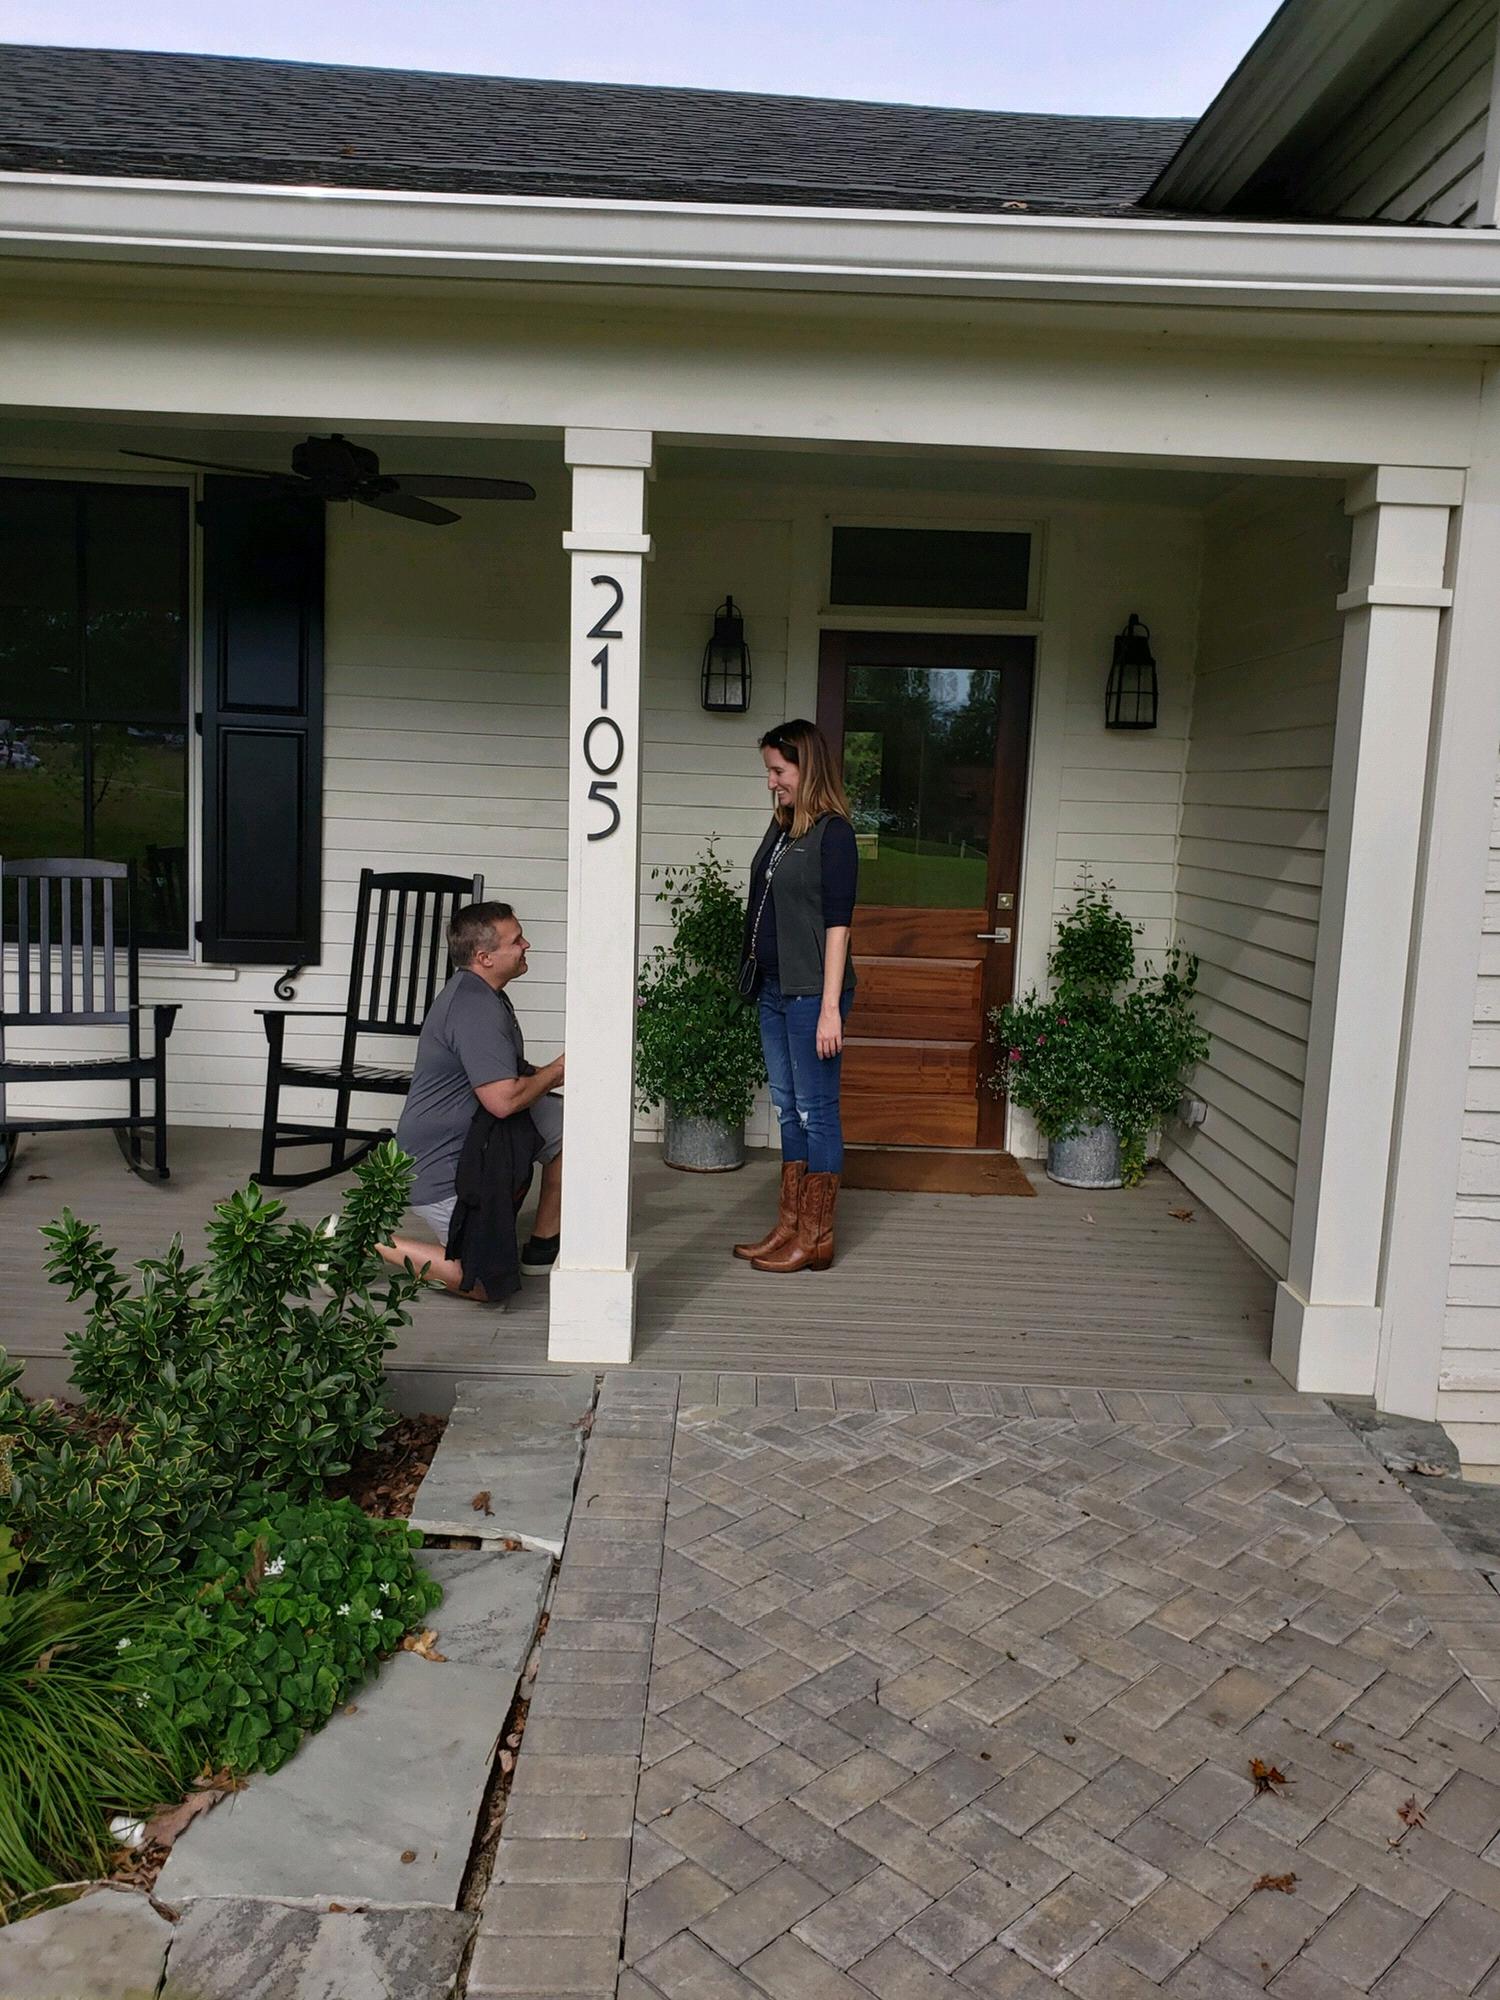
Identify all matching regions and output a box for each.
[1445,776,1500,1460]
[1160,480,1348,1280]
[1051,509,1201,965]
[1293,0,1497,224]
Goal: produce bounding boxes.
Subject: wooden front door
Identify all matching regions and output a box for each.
[819,630,1035,1149]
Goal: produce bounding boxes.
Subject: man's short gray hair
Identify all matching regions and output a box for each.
[448,901,516,969]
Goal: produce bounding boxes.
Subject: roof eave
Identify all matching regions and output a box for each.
[2,167,1500,321]
[1144,0,1446,214]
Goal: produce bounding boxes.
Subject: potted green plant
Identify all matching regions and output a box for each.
[987,883,1209,1189]
[636,841,766,1171]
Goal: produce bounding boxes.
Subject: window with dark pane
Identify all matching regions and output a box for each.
[830,526,1032,612]
[0,480,189,948]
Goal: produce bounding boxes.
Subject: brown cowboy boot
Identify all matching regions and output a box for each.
[752,1171,839,1273]
[734,1161,805,1261]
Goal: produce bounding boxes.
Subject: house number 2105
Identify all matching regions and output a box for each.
[584,573,627,842]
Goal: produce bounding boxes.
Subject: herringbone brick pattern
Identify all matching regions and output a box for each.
[622,1384,1500,1998]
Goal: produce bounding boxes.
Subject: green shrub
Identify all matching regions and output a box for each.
[149,1490,441,1776]
[41,1142,420,1500]
[0,1534,186,1909]
[635,840,765,1127]
[989,885,1209,1187]
[4,1408,229,1598]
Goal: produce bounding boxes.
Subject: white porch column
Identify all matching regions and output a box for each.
[1273,466,1461,1393]
[548,427,653,1365]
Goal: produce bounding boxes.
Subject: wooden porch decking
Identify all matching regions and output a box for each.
[1,1128,1279,1402]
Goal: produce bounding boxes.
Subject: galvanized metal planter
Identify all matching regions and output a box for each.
[662,1109,746,1172]
[1046,1122,1123,1190]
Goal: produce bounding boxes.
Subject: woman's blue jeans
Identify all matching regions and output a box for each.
[758,976,852,1175]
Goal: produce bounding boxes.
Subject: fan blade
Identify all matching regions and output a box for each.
[391,475,536,501]
[119,447,292,479]
[360,489,460,526]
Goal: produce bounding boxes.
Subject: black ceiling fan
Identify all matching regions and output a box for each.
[119,432,536,526]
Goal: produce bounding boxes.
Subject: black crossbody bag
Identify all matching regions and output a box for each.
[738,832,791,999]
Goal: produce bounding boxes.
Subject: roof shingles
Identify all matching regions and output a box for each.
[0,44,1193,216]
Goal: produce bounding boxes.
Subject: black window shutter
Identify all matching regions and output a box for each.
[199,475,325,965]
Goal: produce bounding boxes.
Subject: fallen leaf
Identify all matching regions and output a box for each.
[401,1629,447,1663]
[241,1537,269,1597]
[1252,1872,1297,1894]
[400,1850,416,1864]
[1168,1207,1196,1223]
[1249,1758,1291,1796]
[143,1777,237,1849]
[471,1490,493,1516]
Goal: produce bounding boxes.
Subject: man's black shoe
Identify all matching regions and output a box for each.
[520,1232,560,1276]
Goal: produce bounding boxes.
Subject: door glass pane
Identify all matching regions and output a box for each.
[844,665,999,908]
[83,487,189,721]
[0,484,82,715]
[0,721,85,860]
[91,724,189,950]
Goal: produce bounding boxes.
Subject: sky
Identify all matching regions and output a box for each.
[0,0,1285,117]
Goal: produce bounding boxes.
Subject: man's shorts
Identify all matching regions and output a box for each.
[412,1092,564,1243]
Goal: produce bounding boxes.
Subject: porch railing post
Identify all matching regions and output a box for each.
[1272,465,1462,1394]
[548,427,653,1365]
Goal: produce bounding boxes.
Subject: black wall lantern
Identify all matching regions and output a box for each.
[1105,612,1159,731]
[701,596,752,713]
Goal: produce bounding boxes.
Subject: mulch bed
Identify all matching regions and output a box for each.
[328,1411,447,1519]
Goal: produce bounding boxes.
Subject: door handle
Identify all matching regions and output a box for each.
[975,928,1012,944]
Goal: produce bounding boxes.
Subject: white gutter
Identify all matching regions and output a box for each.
[2,169,1500,317]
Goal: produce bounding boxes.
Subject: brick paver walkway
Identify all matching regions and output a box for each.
[474,1374,1500,1998]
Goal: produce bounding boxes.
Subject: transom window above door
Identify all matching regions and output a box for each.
[0,478,190,950]
[828,524,1034,614]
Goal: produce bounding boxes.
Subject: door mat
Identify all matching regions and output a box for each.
[842,1149,1037,1196]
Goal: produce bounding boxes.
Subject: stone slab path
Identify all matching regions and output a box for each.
[410,1372,596,1554]
[158,1544,552,1913]
[158,1652,514,1910]
[160,1899,475,1999]
[481,1370,1500,1999]
[0,1887,173,2000]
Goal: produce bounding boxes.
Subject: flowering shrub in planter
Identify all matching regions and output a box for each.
[988,884,1209,1188]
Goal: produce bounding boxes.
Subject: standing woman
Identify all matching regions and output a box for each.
[735,718,858,1272]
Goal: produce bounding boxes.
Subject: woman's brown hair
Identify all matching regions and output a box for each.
[760,719,852,840]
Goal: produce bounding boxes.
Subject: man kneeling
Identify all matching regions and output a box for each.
[381,901,564,1301]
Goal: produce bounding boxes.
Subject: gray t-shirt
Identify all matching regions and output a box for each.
[396,970,530,1203]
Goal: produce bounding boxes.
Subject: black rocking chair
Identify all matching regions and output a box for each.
[256,867,483,1189]
[0,859,180,1189]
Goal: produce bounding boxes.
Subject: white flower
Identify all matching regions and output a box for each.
[336,1602,351,1617]
[266,1556,286,1577]
[116,1637,131,1651]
